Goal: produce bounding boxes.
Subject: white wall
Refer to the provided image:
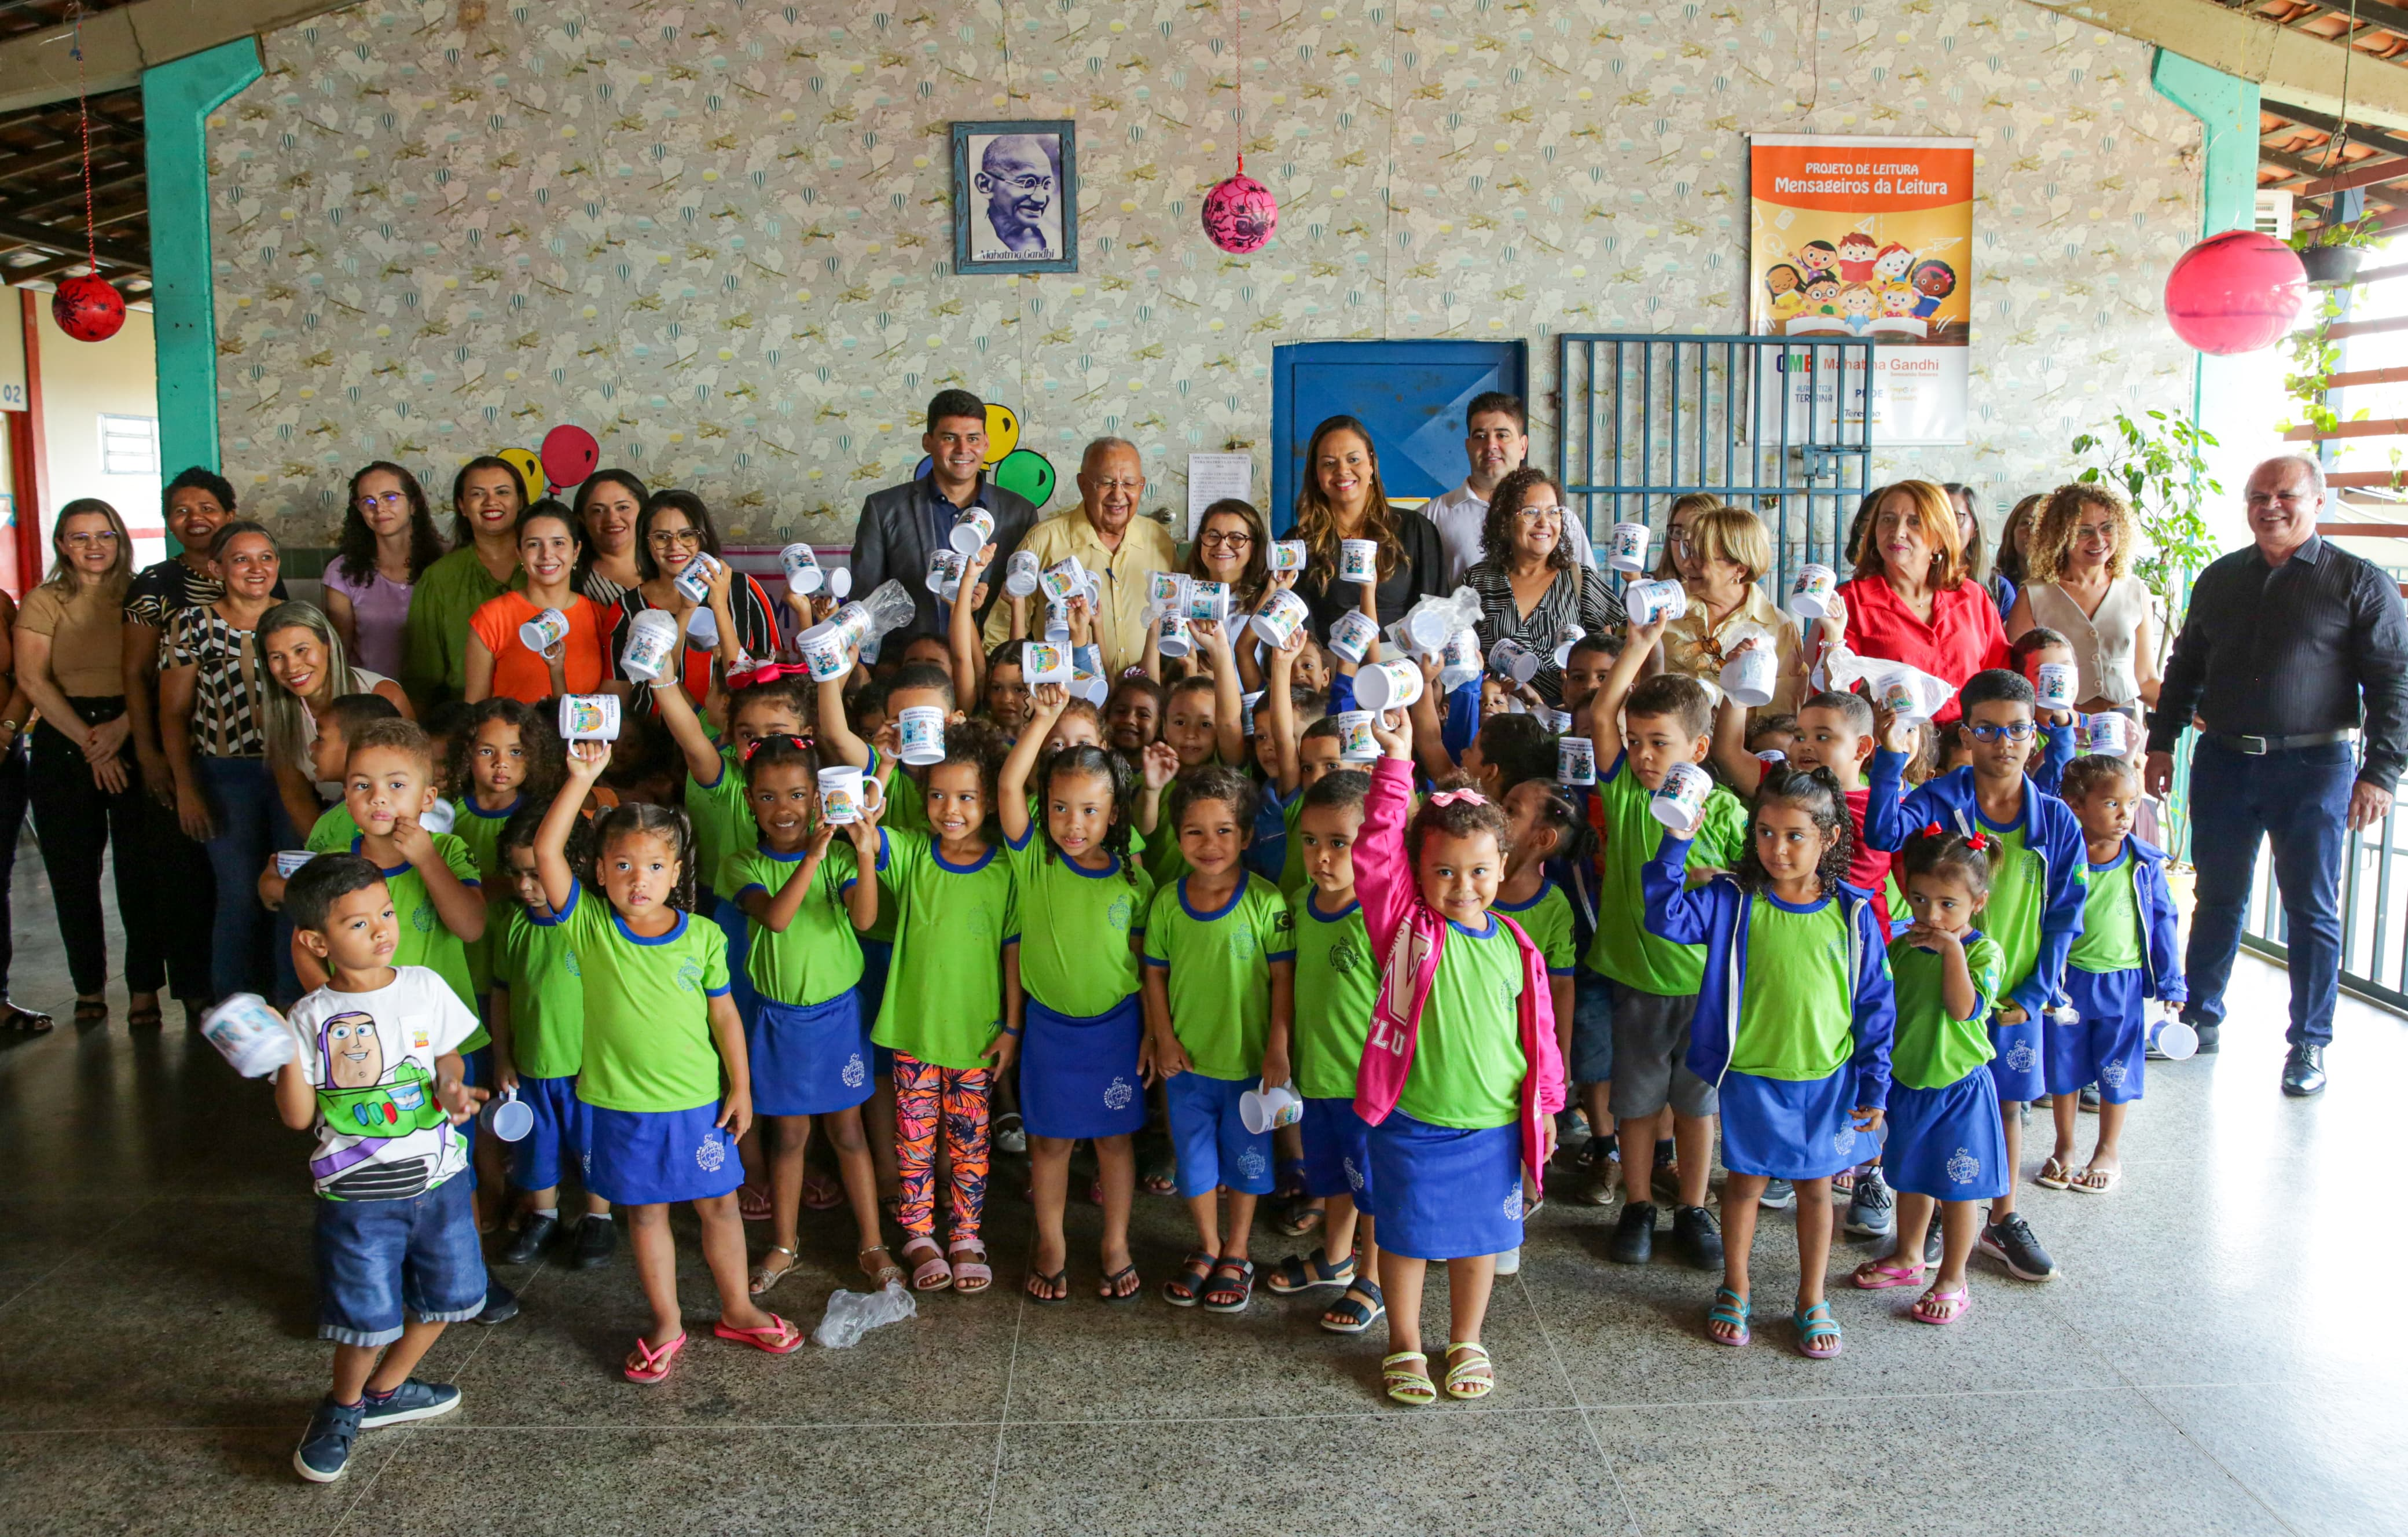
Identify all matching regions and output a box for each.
[34,300,164,568]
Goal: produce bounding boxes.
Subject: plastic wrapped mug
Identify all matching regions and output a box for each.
[1004,549,1043,599]
[483,1085,534,1143]
[898,706,946,766]
[1327,610,1380,665]
[1558,735,1597,786]
[817,765,886,825]
[1021,641,1073,684]
[517,606,570,655]
[1158,612,1195,659]
[1038,557,1086,605]
[1721,646,1778,709]
[795,621,854,683]
[949,505,996,556]
[200,993,296,1079]
[1251,589,1311,650]
[1339,538,1379,585]
[1607,521,1650,574]
[1649,761,1713,835]
[1438,629,1484,691]
[558,694,623,743]
[2035,662,2077,712]
[781,542,824,596]
[1334,710,1379,761]
[1789,563,1839,621]
[1624,578,1688,626]
[1489,637,1540,685]
[1269,540,1306,573]
[1356,659,1425,712]
[671,551,720,607]
[1185,581,1232,625]
[1239,1080,1305,1135]
[622,608,680,683]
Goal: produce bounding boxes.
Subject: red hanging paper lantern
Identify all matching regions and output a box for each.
[2163,230,2307,356]
[1203,169,1279,255]
[52,273,124,343]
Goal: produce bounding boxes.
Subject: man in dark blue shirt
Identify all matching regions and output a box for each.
[2145,454,2408,1096]
[847,389,1039,645]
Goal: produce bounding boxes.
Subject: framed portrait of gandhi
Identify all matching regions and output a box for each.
[952,120,1077,275]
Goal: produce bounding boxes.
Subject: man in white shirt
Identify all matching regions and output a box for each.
[1426,391,1591,584]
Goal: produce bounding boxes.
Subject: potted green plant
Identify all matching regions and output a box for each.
[2289,209,2385,287]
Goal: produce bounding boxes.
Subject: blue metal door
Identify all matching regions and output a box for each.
[1268,340,1528,535]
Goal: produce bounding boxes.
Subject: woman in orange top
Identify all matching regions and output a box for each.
[464,501,610,704]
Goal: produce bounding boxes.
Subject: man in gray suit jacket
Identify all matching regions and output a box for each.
[848,388,1040,645]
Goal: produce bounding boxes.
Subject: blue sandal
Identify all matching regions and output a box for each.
[1793,1298,1843,1359]
[1265,1245,1355,1295]
[1320,1279,1385,1334]
[1705,1285,1752,1347]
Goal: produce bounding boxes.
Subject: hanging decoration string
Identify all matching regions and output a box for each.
[1234,0,1244,175]
[72,1,96,276]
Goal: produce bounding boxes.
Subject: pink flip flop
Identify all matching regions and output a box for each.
[1851,1259,1928,1290]
[712,1314,805,1355]
[1912,1285,1973,1326]
[623,1331,688,1384]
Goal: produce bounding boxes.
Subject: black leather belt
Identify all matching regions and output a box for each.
[2205,729,2358,755]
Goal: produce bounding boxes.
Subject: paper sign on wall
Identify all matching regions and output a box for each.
[1187,452,1254,537]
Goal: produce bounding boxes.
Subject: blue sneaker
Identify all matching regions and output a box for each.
[1758,1178,1796,1210]
[1844,1168,1895,1238]
[293,1398,363,1483]
[359,1377,462,1429]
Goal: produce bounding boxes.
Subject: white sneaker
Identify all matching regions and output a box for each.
[1493,1245,1521,1276]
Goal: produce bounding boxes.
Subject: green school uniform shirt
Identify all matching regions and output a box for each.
[856,746,923,945]
[726,835,868,1008]
[1277,792,1311,896]
[351,832,486,1045]
[305,804,362,853]
[1889,931,2004,1091]
[870,829,1019,1071]
[498,904,586,1079]
[450,793,521,995]
[1396,918,1527,1129]
[1142,874,1295,1080]
[1291,893,1377,1102]
[1731,895,1859,1081]
[2071,850,2143,974]
[1976,809,2073,1008]
[1005,826,1152,1018]
[1585,753,1749,996]
[550,882,733,1113]
[684,743,750,900]
[1494,881,1577,975]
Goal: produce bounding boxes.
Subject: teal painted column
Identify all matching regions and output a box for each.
[2151,50,2260,238]
[142,39,262,501]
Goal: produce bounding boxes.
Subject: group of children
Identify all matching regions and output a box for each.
[263,522,2185,1480]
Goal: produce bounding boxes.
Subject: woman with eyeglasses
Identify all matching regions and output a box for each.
[1290,415,1445,636]
[1184,498,1274,615]
[1820,479,2011,717]
[1993,493,2042,621]
[323,461,445,680]
[1658,504,1803,720]
[572,468,648,607]
[604,489,779,710]
[1651,491,1720,584]
[399,455,528,711]
[1465,467,1624,707]
[2005,483,2159,742]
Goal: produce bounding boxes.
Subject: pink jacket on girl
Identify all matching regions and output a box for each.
[1350,756,1567,1195]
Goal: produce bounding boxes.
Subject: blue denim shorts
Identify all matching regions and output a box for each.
[1569,967,1615,1085]
[314,1171,488,1347]
[1164,1070,1273,1198]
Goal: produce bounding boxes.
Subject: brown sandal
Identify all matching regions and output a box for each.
[858,1244,905,1289]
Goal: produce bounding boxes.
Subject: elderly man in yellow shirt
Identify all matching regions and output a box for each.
[985,436,1179,676]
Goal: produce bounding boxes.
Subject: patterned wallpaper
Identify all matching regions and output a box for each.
[207,0,2203,549]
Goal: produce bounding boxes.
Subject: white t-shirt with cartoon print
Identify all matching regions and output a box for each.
[290,966,482,1201]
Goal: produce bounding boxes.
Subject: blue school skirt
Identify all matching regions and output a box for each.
[1300,1096,1376,1209]
[747,992,872,1117]
[1021,993,1147,1140]
[511,1072,592,1193]
[586,1103,744,1207]
[1717,1068,1880,1182]
[1365,1111,1521,1262]
[1988,1008,2046,1103]
[2052,967,2148,1103]
[1881,1068,2009,1201]
[713,898,759,1026]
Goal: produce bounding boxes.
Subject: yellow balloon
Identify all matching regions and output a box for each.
[497,446,545,498]
[982,403,1020,466]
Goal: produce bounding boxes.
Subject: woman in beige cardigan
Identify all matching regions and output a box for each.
[2004,482,2160,741]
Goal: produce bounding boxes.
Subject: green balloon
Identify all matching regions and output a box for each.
[992,447,1056,509]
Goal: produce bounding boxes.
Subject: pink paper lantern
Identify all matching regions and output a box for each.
[2163,230,2307,356]
[50,273,125,343]
[1202,170,1279,254]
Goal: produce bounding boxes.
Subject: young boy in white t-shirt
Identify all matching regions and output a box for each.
[275,853,487,1483]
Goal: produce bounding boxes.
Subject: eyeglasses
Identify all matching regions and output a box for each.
[1965,720,2037,744]
[61,530,119,546]
[1199,530,1254,549]
[648,527,704,549]
[355,491,409,512]
[1515,507,1563,524]
[992,175,1053,195]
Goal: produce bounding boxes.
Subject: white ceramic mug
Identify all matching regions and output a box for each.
[517,606,570,655]
[1042,600,1071,644]
[950,505,996,556]
[1158,612,1195,658]
[2035,662,2077,711]
[1551,623,1587,669]
[1334,710,1378,761]
[926,548,965,599]
[824,565,853,599]
[1558,736,1597,786]
[781,542,824,596]
[2083,711,2131,756]
[671,551,720,606]
[483,1085,534,1143]
[1356,659,1425,712]
[2149,1015,2199,1061]
[685,604,718,648]
[1148,570,1189,610]
[1185,580,1232,625]
[1005,549,1043,598]
[1239,1080,1305,1135]
[1327,609,1380,664]
[898,706,946,766]
[796,621,853,683]
[1251,589,1310,650]
[817,765,886,825]
[1339,538,1379,585]
[274,849,314,878]
[1038,557,1086,605]
[621,607,681,682]
[1649,761,1713,834]
[1721,646,1778,708]
[1789,563,1838,620]
[1880,676,1925,724]
[1607,522,1650,573]
[1269,540,1306,573]
[1624,578,1689,626]
[200,993,296,1080]
[1489,638,1540,685]
[1021,641,1073,683]
[558,694,622,742]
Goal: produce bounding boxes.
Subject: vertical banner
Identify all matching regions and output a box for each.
[1749,134,1974,446]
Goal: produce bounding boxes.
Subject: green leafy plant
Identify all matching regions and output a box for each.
[2284,289,2348,436]
[2288,209,2387,252]
[2069,409,2222,665]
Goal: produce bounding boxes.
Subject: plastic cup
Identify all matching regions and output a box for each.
[1185,581,1232,624]
[1251,589,1310,650]
[1489,638,1540,685]
[1624,578,1688,626]
[949,505,996,556]
[1269,540,1306,573]
[1327,610,1380,665]
[483,1086,534,1143]
[817,765,886,825]
[1607,521,1650,574]
[1721,646,1778,708]
[898,706,946,765]
[781,542,824,596]
[1339,538,1379,585]
[558,694,622,742]
[621,607,680,682]
[1334,710,1378,761]
[201,993,296,1079]
[1021,641,1072,683]
[419,799,456,835]
[2035,662,2076,711]
[1649,761,1713,835]
[1558,736,1597,786]
[1158,612,1195,659]
[2149,1016,2199,1061]
[1239,1080,1305,1135]
[1789,563,1838,620]
[517,606,570,655]
[671,552,719,606]
[796,621,853,682]
[1004,549,1043,598]
[1356,659,1425,712]
[274,850,314,878]
[1038,557,1086,605]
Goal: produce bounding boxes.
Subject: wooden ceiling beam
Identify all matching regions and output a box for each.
[0,212,144,269]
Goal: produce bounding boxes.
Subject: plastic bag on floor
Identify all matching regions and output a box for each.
[812,1279,916,1347]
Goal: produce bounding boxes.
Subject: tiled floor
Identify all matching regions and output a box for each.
[3,843,2404,1536]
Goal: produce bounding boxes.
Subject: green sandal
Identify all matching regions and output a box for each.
[1382,1351,1436,1406]
[1442,1341,1495,1400]
[1705,1285,1752,1347]
[1793,1298,1843,1359]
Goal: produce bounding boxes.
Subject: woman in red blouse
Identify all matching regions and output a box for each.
[1820,478,2009,705]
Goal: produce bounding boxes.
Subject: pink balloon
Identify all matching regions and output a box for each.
[1202,172,1279,255]
[539,424,601,491]
[2163,230,2307,357]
